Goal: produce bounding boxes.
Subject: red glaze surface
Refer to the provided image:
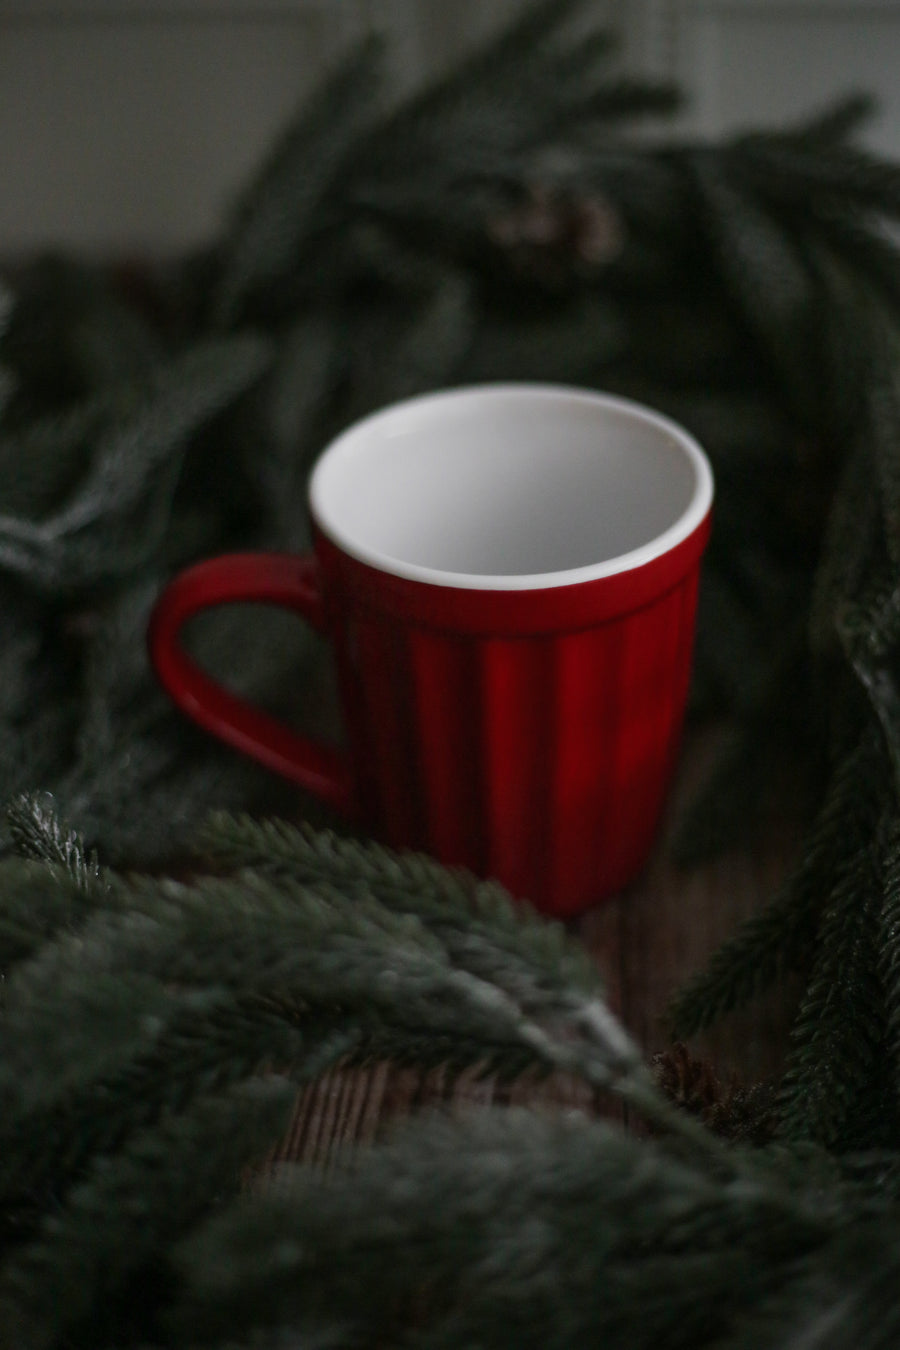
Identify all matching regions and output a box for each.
[148,513,710,916]
[146,552,356,817]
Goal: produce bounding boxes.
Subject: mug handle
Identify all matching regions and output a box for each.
[147,552,356,817]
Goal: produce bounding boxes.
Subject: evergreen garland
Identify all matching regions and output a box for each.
[2,0,900,1343]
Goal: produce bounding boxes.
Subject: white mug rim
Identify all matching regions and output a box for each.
[308,383,714,592]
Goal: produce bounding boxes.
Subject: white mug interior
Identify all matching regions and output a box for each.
[309,384,713,591]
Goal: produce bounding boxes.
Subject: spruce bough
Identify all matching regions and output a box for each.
[2,0,900,1344]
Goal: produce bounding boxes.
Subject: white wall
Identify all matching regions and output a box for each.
[0,2,368,253]
[0,0,542,255]
[1,0,899,254]
[626,1,900,155]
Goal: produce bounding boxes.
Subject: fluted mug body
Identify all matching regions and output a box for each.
[149,384,713,916]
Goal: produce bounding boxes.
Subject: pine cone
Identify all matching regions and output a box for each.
[652,1042,778,1145]
[487,183,624,284]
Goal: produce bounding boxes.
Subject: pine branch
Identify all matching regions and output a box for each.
[720,1218,900,1350]
[50,731,280,868]
[878,822,900,1110]
[71,578,173,763]
[669,725,889,1037]
[462,293,624,386]
[787,240,878,447]
[810,210,900,330]
[3,19,900,1348]
[0,590,46,724]
[0,991,356,1223]
[0,843,727,1163]
[341,1,668,239]
[0,276,15,421]
[777,819,890,1151]
[689,568,777,717]
[189,820,760,1156]
[213,36,386,327]
[346,1023,538,1085]
[340,270,474,421]
[0,867,587,1113]
[788,91,877,145]
[578,77,681,125]
[126,867,647,1101]
[837,1150,900,1205]
[737,136,900,221]
[837,557,900,788]
[0,1077,296,1350]
[809,443,882,662]
[0,256,163,423]
[0,391,121,520]
[487,3,618,85]
[682,151,826,431]
[0,858,93,971]
[0,336,271,595]
[671,625,814,863]
[253,312,340,549]
[170,1109,831,1350]
[194,813,607,1009]
[823,297,900,574]
[6,791,104,894]
[0,704,80,830]
[0,942,179,1120]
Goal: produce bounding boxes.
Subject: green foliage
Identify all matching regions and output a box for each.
[212,36,386,328]
[195,812,605,1006]
[0,856,94,968]
[340,0,674,241]
[0,1078,297,1350]
[0,335,272,596]
[7,791,104,892]
[777,828,892,1151]
[3,0,900,1344]
[669,725,889,1036]
[684,152,825,429]
[0,793,729,1347]
[0,799,892,1350]
[169,1110,832,1350]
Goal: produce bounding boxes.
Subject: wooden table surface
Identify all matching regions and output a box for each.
[270,725,802,1168]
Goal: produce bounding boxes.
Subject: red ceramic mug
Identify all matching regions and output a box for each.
[148,383,713,917]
